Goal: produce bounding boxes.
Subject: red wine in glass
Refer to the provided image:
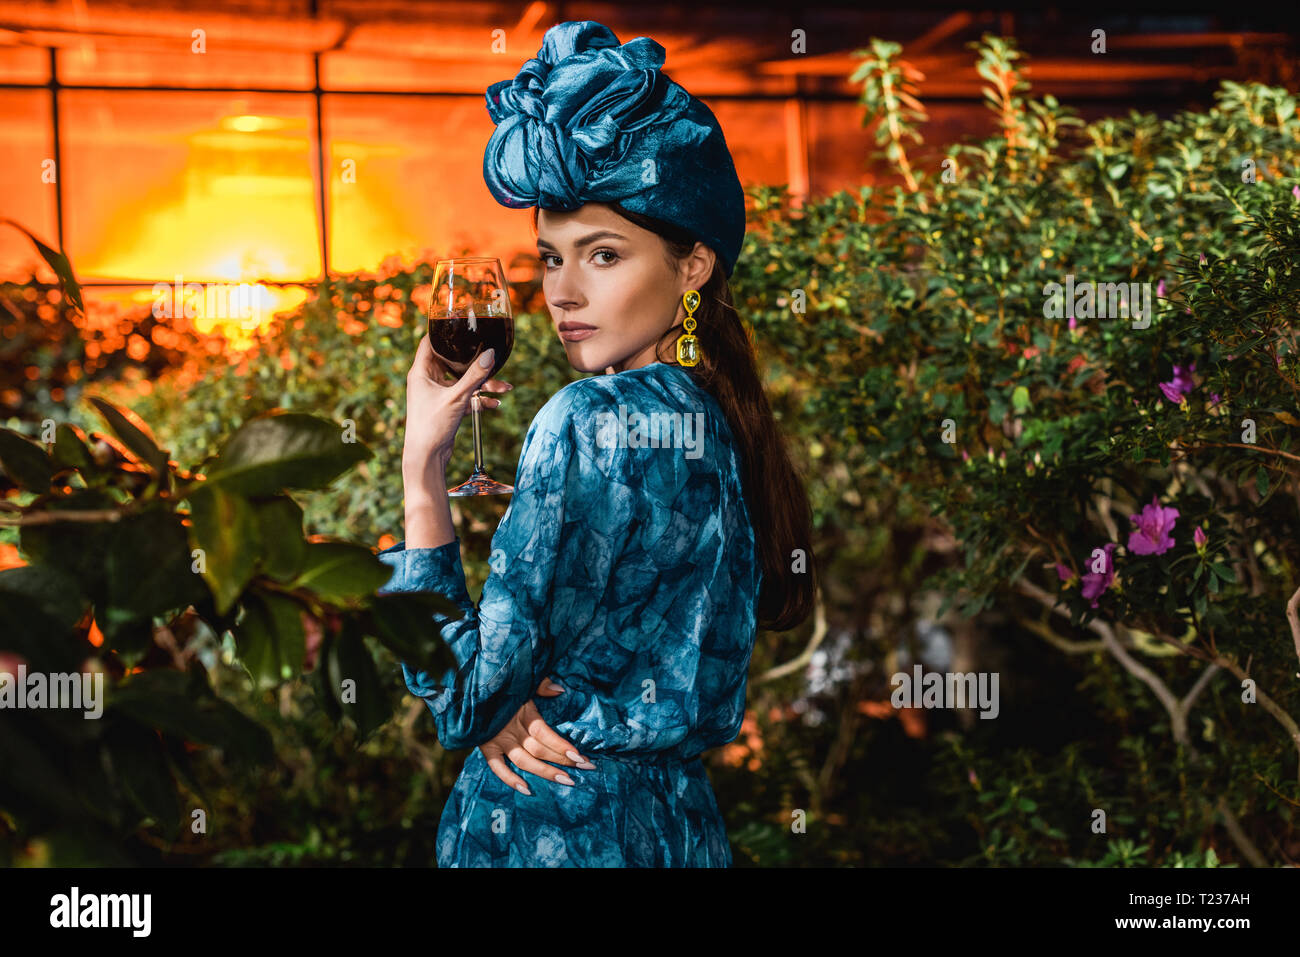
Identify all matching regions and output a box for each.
[427,314,514,379]
[427,258,516,496]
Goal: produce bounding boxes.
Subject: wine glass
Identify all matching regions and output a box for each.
[427,258,515,495]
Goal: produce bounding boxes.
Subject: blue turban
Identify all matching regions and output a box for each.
[482,20,747,277]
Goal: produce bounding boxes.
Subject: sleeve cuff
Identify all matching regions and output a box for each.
[376,536,474,611]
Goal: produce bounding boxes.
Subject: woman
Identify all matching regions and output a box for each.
[378,20,816,867]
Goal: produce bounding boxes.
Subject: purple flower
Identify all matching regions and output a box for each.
[1081,544,1118,608]
[1128,495,1179,556]
[1055,562,1075,582]
[1160,362,1197,404]
[1209,393,1221,407]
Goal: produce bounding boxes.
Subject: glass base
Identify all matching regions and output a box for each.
[448,466,514,496]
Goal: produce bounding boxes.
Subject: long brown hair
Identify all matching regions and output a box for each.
[531,203,816,631]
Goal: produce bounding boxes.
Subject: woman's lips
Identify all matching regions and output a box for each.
[558,324,597,342]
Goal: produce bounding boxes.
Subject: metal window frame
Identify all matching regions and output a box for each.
[3,46,833,294]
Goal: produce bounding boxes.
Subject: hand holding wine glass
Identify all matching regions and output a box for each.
[401,334,512,497]
[419,258,517,496]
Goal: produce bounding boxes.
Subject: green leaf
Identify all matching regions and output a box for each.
[0,562,88,632]
[104,717,181,838]
[1209,563,1236,583]
[0,217,83,313]
[235,589,306,690]
[0,567,85,668]
[106,508,210,623]
[188,484,259,616]
[18,488,119,608]
[51,423,95,472]
[252,497,306,582]
[109,666,274,766]
[85,396,170,475]
[288,542,393,605]
[1255,467,1269,499]
[367,591,462,674]
[328,621,389,738]
[205,412,371,497]
[0,428,54,490]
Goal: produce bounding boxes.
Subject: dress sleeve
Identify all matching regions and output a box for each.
[376,382,636,750]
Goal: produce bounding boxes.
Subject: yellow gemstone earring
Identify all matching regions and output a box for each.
[675,289,701,366]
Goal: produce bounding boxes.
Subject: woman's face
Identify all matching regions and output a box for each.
[536,203,713,374]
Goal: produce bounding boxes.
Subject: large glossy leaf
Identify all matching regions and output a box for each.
[0,588,76,668]
[187,484,259,616]
[327,621,388,738]
[0,428,54,490]
[205,412,371,497]
[104,717,180,839]
[287,542,393,605]
[107,667,273,765]
[86,396,169,475]
[106,508,210,621]
[18,488,119,608]
[0,562,88,632]
[367,591,462,675]
[251,496,306,582]
[234,589,306,690]
[50,423,95,473]
[0,217,83,313]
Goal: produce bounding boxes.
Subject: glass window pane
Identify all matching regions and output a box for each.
[326,93,530,274]
[0,45,50,83]
[57,41,314,90]
[0,91,58,282]
[708,100,790,190]
[60,91,322,283]
[806,99,877,197]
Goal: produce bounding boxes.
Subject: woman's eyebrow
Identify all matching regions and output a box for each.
[537,230,629,251]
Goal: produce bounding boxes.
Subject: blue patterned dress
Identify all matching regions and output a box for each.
[377,361,761,867]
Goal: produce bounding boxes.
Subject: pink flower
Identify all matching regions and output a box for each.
[1160,362,1197,404]
[1194,526,1208,552]
[1128,495,1179,556]
[1199,252,1207,264]
[1081,544,1118,608]
[1156,279,1166,298]
[1068,316,1077,331]
[1293,185,1300,200]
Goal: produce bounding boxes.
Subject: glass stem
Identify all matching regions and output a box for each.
[470,391,485,473]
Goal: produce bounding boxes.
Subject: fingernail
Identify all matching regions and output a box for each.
[504,383,513,390]
[555,772,575,786]
[565,750,582,762]
[478,348,495,368]
[515,781,531,796]
[550,682,565,692]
